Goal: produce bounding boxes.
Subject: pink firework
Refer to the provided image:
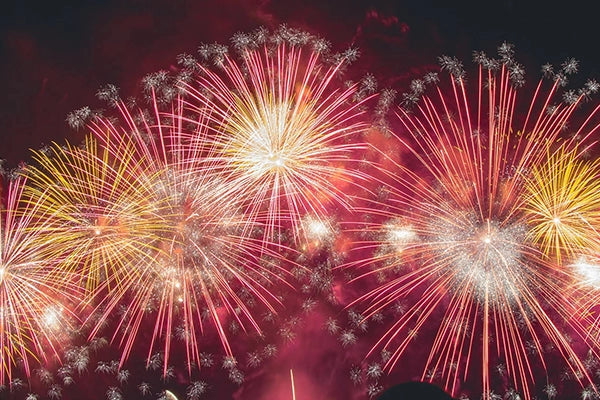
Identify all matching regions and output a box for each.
[349,45,600,398]
[0,176,79,385]
[179,26,374,240]
[78,90,297,375]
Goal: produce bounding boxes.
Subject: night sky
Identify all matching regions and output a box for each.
[1,1,599,399]
[2,0,598,170]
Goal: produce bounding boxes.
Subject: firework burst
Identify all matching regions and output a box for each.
[0,176,79,385]
[179,26,373,240]
[523,145,600,264]
[23,135,168,294]
[79,94,296,375]
[350,45,600,398]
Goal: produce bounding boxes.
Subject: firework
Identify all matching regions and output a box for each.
[23,135,168,294]
[79,94,295,375]
[350,45,600,398]
[180,26,372,239]
[0,176,78,385]
[523,145,600,264]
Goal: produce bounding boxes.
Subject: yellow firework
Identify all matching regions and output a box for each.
[182,38,371,238]
[0,176,78,384]
[23,134,169,294]
[524,146,600,264]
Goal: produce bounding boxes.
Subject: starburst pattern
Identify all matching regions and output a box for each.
[180,27,372,239]
[5,23,600,400]
[0,176,79,384]
[23,135,168,293]
[524,146,600,263]
[75,94,297,374]
[349,47,600,398]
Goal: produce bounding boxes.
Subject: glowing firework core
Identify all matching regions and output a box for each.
[432,216,527,301]
[225,88,313,179]
[241,103,294,174]
[308,219,329,238]
[573,257,600,288]
[267,152,285,167]
[553,217,561,225]
[381,222,417,254]
[42,308,62,330]
[524,147,600,262]
[391,228,415,242]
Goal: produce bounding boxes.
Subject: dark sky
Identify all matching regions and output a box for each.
[1,0,598,169]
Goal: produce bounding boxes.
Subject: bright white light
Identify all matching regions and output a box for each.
[384,223,416,249]
[432,217,526,303]
[391,228,415,242]
[266,152,285,167]
[308,219,329,237]
[573,257,600,288]
[300,215,334,249]
[42,308,62,330]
